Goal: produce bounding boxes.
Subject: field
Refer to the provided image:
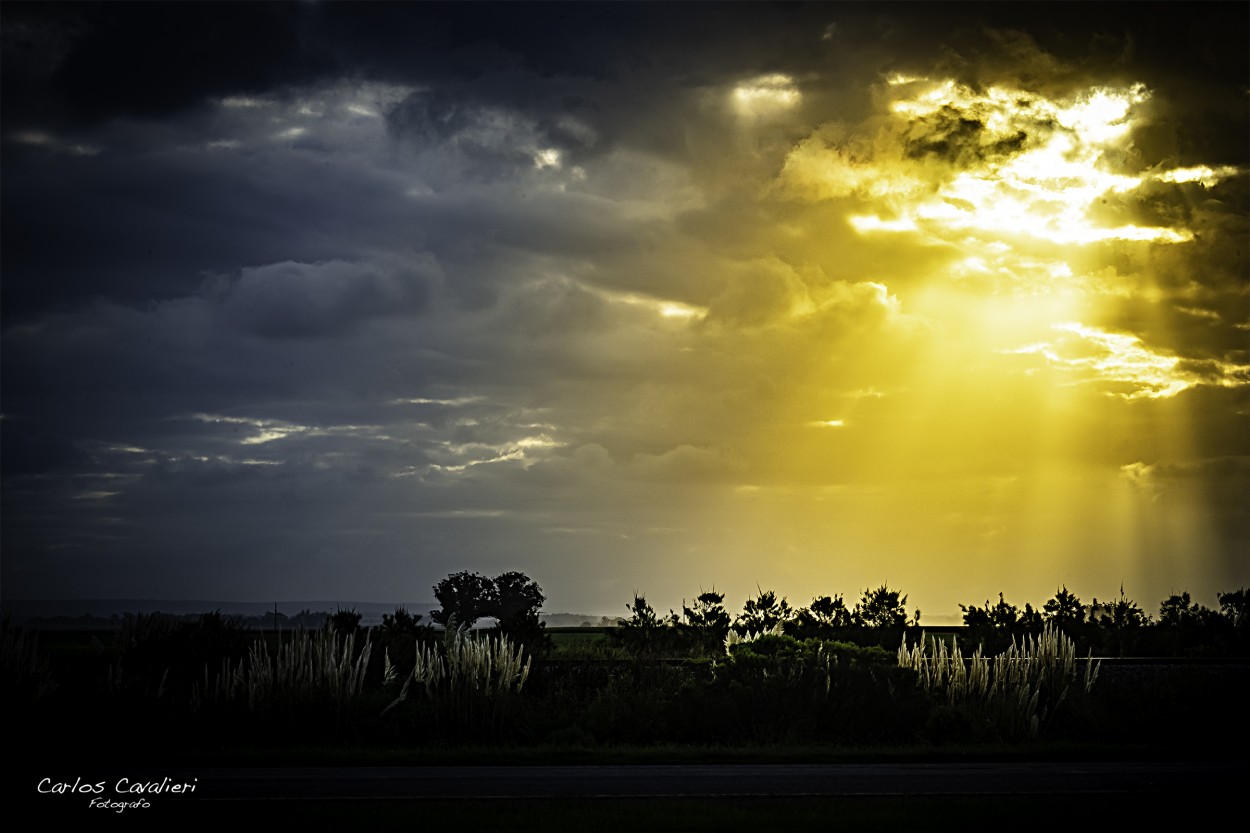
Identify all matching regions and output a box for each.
[7,615,1247,825]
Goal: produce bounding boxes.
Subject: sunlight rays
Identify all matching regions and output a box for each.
[752,71,1244,603]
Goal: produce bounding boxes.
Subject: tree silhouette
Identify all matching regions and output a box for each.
[1019,603,1043,633]
[1091,588,1148,656]
[431,571,498,628]
[732,589,794,636]
[614,594,675,656]
[1218,588,1248,629]
[328,608,362,633]
[960,592,1022,652]
[493,571,546,625]
[1042,586,1085,635]
[491,571,547,647]
[961,593,1021,630]
[380,606,424,634]
[1158,591,1199,626]
[853,584,913,629]
[430,570,547,636]
[680,590,730,654]
[792,595,853,638]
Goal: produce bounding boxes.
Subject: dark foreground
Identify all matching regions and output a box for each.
[22,761,1241,826]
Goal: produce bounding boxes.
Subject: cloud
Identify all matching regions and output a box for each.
[1123,456,1250,489]
[1007,322,1248,400]
[387,88,599,181]
[627,445,748,482]
[778,76,1204,246]
[221,259,432,338]
[2,5,1245,615]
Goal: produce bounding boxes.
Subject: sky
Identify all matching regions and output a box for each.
[2,2,1247,623]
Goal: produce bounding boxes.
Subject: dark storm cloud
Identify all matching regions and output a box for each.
[3,2,328,127]
[386,87,602,180]
[1,130,409,324]
[8,3,1241,320]
[3,2,812,132]
[220,259,432,338]
[8,2,1245,129]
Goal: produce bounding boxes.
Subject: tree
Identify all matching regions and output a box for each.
[793,594,853,637]
[624,594,662,628]
[1019,603,1044,633]
[1158,591,1199,627]
[853,584,912,629]
[431,571,498,628]
[493,571,546,626]
[1042,586,1085,634]
[1218,588,1248,630]
[960,593,1021,653]
[430,569,548,652]
[1155,590,1222,656]
[328,608,362,633]
[962,594,1021,629]
[491,571,547,647]
[613,594,675,656]
[810,594,854,626]
[1091,590,1149,629]
[732,589,794,636]
[679,590,731,654]
[1090,588,1149,656]
[380,606,424,634]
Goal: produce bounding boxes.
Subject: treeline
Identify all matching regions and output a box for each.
[612,585,1250,658]
[959,587,1249,657]
[6,578,1249,758]
[614,585,918,656]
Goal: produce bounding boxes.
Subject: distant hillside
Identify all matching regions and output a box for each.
[1,600,628,630]
[1,599,438,627]
[542,613,624,628]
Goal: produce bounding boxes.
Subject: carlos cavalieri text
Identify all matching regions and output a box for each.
[38,776,198,810]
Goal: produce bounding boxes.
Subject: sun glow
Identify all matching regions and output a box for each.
[749,70,1246,603]
[781,76,1238,404]
[732,74,800,117]
[863,81,1191,245]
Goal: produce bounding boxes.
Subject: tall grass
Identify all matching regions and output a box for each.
[723,620,785,654]
[195,627,372,720]
[102,613,177,702]
[1,615,57,703]
[898,625,1099,740]
[382,620,531,740]
[108,611,250,705]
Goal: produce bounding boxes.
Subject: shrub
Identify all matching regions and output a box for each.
[705,635,919,744]
[108,611,249,703]
[611,595,680,657]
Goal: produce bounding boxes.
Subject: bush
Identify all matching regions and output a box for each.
[107,611,250,704]
[703,636,922,744]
